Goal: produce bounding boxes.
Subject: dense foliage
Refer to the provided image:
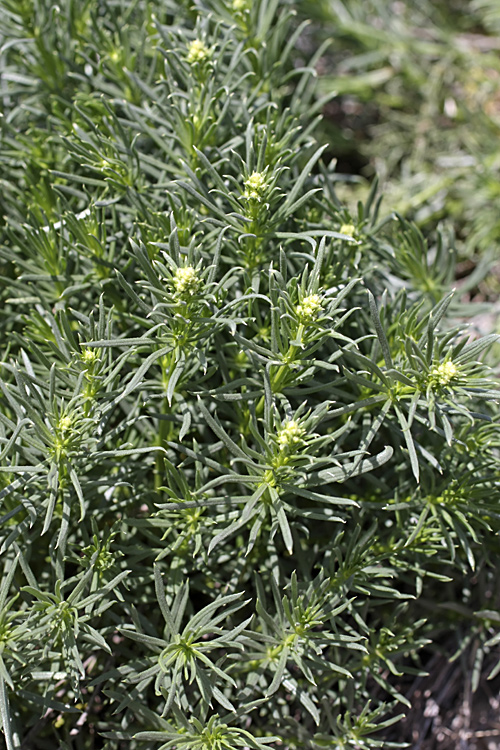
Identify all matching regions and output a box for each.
[0,1,499,748]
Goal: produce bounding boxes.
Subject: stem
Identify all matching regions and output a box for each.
[256,342,301,416]
[155,398,174,493]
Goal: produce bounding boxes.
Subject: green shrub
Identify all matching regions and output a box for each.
[0,1,499,748]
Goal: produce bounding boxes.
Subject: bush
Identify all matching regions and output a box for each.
[0,1,499,748]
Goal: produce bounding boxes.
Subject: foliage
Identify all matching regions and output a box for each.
[0,0,499,748]
[306,0,500,298]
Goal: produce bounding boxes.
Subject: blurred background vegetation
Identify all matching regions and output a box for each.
[300,0,500,323]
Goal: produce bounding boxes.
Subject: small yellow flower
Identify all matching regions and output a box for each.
[186,39,211,65]
[277,420,305,451]
[173,266,200,296]
[296,294,323,323]
[232,0,249,12]
[430,361,458,386]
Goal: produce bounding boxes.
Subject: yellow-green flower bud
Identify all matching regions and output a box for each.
[277,420,305,451]
[296,294,323,323]
[232,0,249,12]
[340,224,358,243]
[58,415,73,433]
[243,171,267,201]
[186,39,211,65]
[430,361,458,386]
[81,348,99,365]
[173,266,201,296]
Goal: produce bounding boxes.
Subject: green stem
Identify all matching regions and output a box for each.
[256,342,301,416]
[155,397,174,493]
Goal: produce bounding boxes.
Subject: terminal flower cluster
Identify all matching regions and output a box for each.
[81,348,99,365]
[339,224,359,243]
[173,266,201,297]
[243,171,268,201]
[233,0,249,10]
[58,415,74,434]
[277,420,305,451]
[295,294,323,323]
[429,360,458,386]
[186,39,211,65]
[340,224,356,237]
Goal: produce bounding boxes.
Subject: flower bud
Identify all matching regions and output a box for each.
[277,420,305,451]
[187,39,211,65]
[430,361,458,386]
[296,294,323,323]
[173,266,201,296]
[243,171,268,201]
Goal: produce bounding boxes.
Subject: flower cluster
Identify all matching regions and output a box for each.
[58,415,74,434]
[429,360,458,386]
[243,171,268,201]
[232,0,250,12]
[340,223,357,241]
[277,420,305,451]
[186,39,211,65]
[295,294,323,323]
[173,266,201,297]
[81,348,99,365]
